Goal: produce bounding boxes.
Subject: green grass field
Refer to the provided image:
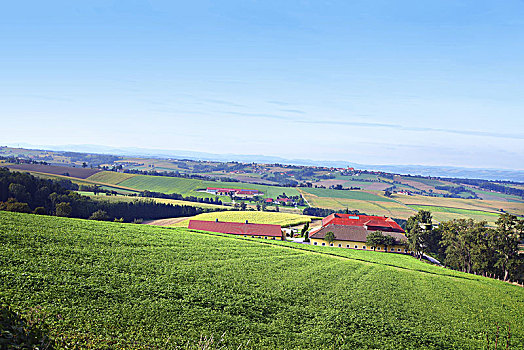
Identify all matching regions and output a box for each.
[168,210,316,228]
[406,204,501,225]
[1,211,523,349]
[86,171,137,184]
[115,174,300,199]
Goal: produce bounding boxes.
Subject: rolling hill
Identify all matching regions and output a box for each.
[1,211,523,349]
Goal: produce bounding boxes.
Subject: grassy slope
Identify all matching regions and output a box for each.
[117,174,300,198]
[86,171,137,184]
[166,210,316,228]
[407,205,500,225]
[1,212,523,349]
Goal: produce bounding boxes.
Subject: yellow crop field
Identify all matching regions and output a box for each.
[169,211,318,228]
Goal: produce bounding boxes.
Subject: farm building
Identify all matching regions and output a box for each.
[321,213,405,233]
[188,220,285,240]
[309,213,409,252]
[205,187,262,197]
[309,225,409,252]
[264,198,274,203]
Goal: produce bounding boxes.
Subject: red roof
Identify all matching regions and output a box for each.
[207,187,260,194]
[321,214,405,233]
[265,198,274,202]
[188,220,282,237]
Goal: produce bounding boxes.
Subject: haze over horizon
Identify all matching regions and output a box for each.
[2,1,523,170]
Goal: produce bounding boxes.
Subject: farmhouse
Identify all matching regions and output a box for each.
[321,213,405,233]
[188,220,285,240]
[206,187,262,197]
[309,214,409,252]
[309,225,409,252]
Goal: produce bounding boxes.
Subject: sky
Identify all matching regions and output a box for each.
[1,0,523,170]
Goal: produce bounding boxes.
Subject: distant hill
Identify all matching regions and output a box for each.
[8,142,524,182]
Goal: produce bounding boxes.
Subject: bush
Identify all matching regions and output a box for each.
[55,202,72,217]
[88,210,109,221]
[33,207,47,215]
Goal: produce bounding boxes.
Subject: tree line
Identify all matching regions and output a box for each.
[0,168,207,222]
[406,210,523,283]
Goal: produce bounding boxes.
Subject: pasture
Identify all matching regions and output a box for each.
[1,211,523,349]
[116,174,300,199]
[406,205,501,225]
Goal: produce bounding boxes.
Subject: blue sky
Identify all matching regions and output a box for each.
[1,1,523,169]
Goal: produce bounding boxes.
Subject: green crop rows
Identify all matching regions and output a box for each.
[1,211,523,349]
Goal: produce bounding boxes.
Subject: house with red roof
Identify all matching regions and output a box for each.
[309,213,409,253]
[205,187,262,197]
[188,220,285,240]
[321,213,405,233]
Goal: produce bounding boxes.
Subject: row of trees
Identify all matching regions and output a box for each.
[406,210,523,282]
[0,168,206,222]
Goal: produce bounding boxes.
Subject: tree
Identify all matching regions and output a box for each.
[366,231,385,251]
[406,210,433,259]
[383,235,397,253]
[240,202,247,210]
[384,189,392,197]
[256,203,261,211]
[493,214,523,281]
[301,222,310,237]
[82,162,87,168]
[324,231,335,245]
[55,202,72,217]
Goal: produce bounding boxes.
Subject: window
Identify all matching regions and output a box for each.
[397,248,401,252]
[404,249,408,252]
[338,244,341,247]
[264,237,267,239]
[377,247,381,250]
[322,242,325,246]
[363,246,366,249]
[346,245,350,248]
[391,248,395,251]
[355,245,358,249]
[271,237,275,240]
[243,235,247,237]
[314,242,317,245]
[330,243,334,247]
[251,236,254,238]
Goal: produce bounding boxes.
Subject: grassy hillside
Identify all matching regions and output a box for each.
[162,210,316,228]
[115,174,300,198]
[86,171,137,184]
[1,212,523,349]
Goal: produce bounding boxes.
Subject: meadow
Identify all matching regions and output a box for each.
[406,204,501,225]
[1,211,523,349]
[154,210,316,227]
[113,174,301,199]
